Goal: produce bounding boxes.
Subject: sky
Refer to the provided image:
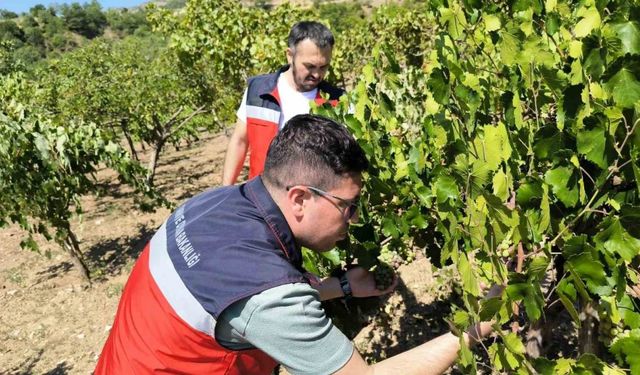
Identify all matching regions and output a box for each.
[0,0,147,13]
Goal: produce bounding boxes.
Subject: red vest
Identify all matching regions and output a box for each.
[94,246,278,375]
[244,67,344,178]
[96,178,309,374]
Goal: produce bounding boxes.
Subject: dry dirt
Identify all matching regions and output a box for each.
[0,131,459,374]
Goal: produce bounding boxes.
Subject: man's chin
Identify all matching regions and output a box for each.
[299,82,319,91]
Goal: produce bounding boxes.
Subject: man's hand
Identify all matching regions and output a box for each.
[347,266,398,297]
[629,284,640,299]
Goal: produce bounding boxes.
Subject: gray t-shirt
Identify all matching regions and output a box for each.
[215,283,354,375]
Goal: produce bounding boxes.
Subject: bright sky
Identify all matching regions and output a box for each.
[0,0,147,13]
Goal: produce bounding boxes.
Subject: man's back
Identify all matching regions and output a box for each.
[95,180,306,374]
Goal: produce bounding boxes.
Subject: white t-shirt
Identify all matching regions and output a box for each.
[237,74,318,129]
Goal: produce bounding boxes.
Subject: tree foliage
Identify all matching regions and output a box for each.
[0,72,154,281]
[37,35,212,186]
[148,0,314,123]
[315,0,640,371]
[60,0,107,39]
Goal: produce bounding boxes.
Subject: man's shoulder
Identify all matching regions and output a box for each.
[247,71,278,84]
[246,70,281,98]
[247,66,288,87]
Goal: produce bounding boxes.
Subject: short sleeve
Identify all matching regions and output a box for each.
[236,88,248,123]
[216,283,354,375]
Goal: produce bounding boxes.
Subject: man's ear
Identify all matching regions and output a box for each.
[286,186,307,219]
[286,48,294,65]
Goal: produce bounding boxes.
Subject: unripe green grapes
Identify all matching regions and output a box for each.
[373,262,395,290]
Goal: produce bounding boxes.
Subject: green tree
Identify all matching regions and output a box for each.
[13,45,44,65]
[105,8,149,36]
[0,20,25,45]
[148,0,314,124]
[0,72,152,282]
[163,0,187,9]
[24,27,45,49]
[0,9,19,19]
[61,0,107,39]
[0,40,22,75]
[315,1,366,34]
[39,36,211,186]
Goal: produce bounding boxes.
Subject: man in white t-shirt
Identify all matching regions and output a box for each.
[222,21,345,185]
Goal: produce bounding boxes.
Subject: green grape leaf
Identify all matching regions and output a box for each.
[458,252,480,296]
[382,217,401,239]
[428,68,451,104]
[479,296,504,321]
[320,248,342,266]
[492,169,510,201]
[557,291,581,326]
[539,184,551,234]
[105,141,119,154]
[458,335,475,367]
[632,156,640,195]
[302,248,321,275]
[503,332,526,354]
[577,126,607,169]
[430,124,448,148]
[485,14,501,32]
[528,255,550,281]
[567,254,608,293]
[605,68,640,108]
[506,282,542,320]
[434,174,459,204]
[611,21,640,56]
[610,330,640,374]
[594,217,640,262]
[516,180,543,206]
[544,166,579,207]
[34,133,50,162]
[362,64,375,84]
[414,185,433,207]
[498,30,520,66]
[533,129,564,159]
[574,7,601,38]
[471,122,512,172]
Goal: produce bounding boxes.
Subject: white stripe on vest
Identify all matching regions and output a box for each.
[148,221,217,336]
[246,105,280,124]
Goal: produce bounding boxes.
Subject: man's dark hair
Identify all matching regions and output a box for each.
[262,114,368,191]
[287,21,334,51]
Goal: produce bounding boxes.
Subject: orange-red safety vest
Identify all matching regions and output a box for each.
[245,66,344,178]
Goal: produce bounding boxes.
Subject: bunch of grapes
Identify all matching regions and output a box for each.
[378,249,403,269]
[497,239,512,258]
[373,262,395,290]
[373,249,403,290]
[597,309,628,346]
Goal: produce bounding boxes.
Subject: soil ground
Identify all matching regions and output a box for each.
[0,130,459,374]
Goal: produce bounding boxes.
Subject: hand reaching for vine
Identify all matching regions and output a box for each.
[629,283,640,299]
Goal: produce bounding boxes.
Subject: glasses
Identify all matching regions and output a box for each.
[286,185,359,220]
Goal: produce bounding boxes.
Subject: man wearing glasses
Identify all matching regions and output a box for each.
[95,114,497,374]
